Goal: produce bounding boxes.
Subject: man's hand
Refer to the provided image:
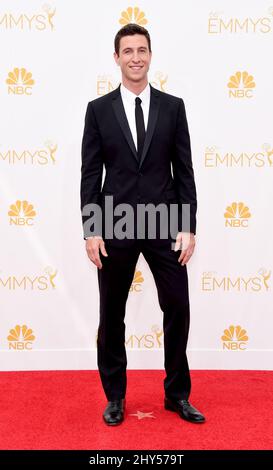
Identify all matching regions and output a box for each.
[174,232,195,266]
[86,236,108,269]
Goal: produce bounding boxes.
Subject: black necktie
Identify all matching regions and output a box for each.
[135,97,146,162]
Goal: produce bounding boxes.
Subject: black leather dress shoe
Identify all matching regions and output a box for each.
[164,397,205,423]
[103,399,125,426]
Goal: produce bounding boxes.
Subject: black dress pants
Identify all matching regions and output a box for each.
[97,238,191,401]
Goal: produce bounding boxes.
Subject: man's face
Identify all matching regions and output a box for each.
[114,34,152,83]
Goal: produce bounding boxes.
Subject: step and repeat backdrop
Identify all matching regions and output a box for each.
[1,0,272,370]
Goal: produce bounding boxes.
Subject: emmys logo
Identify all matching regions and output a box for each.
[202,269,271,292]
[150,72,168,92]
[119,6,147,25]
[0,267,57,290]
[221,325,248,351]
[208,8,273,34]
[224,202,251,228]
[0,4,56,31]
[130,269,144,292]
[204,144,273,168]
[97,71,168,96]
[0,141,58,166]
[6,68,35,95]
[263,143,273,166]
[7,325,36,350]
[8,200,36,226]
[126,325,163,349]
[97,75,117,96]
[228,71,255,98]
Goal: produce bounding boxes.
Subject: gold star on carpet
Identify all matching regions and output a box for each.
[129,411,156,420]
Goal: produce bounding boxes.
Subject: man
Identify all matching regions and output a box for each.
[80,23,205,425]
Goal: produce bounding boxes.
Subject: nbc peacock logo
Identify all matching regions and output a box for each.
[224,202,251,228]
[130,269,144,292]
[6,67,35,95]
[221,325,249,350]
[8,200,36,226]
[119,6,147,25]
[227,71,255,98]
[7,325,36,350]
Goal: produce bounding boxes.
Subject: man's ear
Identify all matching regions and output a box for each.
[113,51,119,65]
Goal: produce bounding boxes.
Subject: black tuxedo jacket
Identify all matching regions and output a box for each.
[80,83,197,244]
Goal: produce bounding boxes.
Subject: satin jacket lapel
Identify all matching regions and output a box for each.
[139,85,160,168]
[112,84,138,163]
[111,83,161,167]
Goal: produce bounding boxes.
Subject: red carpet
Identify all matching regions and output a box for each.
[0,370,272,450]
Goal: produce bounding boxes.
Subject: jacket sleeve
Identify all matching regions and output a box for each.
[172,98,197,234]
[80,102,103,238]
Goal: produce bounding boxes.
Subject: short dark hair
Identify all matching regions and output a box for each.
[114,23,151,56]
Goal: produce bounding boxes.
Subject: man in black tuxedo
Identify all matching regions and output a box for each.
[81,24,205,425]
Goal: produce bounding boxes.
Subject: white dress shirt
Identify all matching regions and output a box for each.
[120,82,150,152]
